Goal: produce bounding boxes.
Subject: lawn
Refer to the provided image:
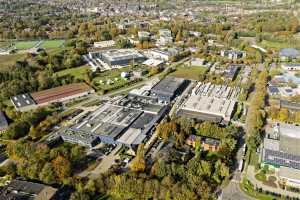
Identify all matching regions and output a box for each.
[40,40,65,49]
[249,149,259,167]
[0,53,27,71]
[259,40,300,50]
[255,172,267,182]
[170,66,208,80]
[14,41,38,50]
[55,65,90,79]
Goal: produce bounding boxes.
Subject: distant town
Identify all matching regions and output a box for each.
[0,0,300,200]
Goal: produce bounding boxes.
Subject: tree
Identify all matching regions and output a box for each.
[100,31,112,41]
[175,31,182,42]
[194,137,201,157]
[85,179,96,194]
[5,121,30,139]
[130,144,146,173]
[116,38,132,48]
[52,155,71,181]
[279,108,289,122]
[39,163,56,184]
[70,191,90,200]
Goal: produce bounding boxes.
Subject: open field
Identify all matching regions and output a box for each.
[2,39,65,50]
[170,66,208,80]
[40,40,65,49]
[14,41,38,50]
[259,40,300,50]
[0,53,27,71]
[55,65,89,79]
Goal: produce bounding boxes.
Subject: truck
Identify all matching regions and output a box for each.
[238,159,244,172]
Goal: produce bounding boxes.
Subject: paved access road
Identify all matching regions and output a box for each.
[221,131,253,200]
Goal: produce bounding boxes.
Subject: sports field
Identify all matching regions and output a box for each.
[11,39,65,50]
[14,41,38,50]
[40,40,65,49]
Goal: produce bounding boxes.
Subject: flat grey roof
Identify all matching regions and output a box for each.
[263,138,280,151]
[279,123,300,139]
[151,76,186,95]
[279,166,300,181]
[60,128,99,145]
[131,113,156,129]
[279,48,300,57]
[74,104,143,139]
[262,148,300,170]
[181,95,236,119]
[117,128,145,145]
[102,49,145,62]
[10,93,36,108]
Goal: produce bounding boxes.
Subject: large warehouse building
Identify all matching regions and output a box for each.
[11,83,94,112]
[55,99,169,148]
[261,123,300,188]
[151,76,190,104]
[177,82,239,124]
[101,49,146,66]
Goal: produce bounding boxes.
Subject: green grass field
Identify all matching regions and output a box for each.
[14,41,38,50]
[40,40,65,49]
[55,65,89,79]
[0,53,27,71]
[170,66,208,80]
[259,40,300,50]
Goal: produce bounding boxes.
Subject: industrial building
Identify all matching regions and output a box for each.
[93,40,115,48]
[279,48,300,61]
[261,123,300,187]
[151,76,190,104]
[178,82,239,123]
[0,179,57,200]
[85,49,146,71]
[224,65,240,81]
[281,63,300,71]
[11,83,94,112]
[138,31,151,40]
[56,99,169,148]
[156,29,173,46]
[220,49,246,60]
[146,48,183,61]
[101,49,146,66]
[280,100,300,112]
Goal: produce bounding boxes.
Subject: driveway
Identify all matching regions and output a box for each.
[88,144,122,178]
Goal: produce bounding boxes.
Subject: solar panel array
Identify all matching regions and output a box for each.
[264,149,300,170]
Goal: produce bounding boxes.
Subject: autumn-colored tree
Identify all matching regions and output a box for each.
[130,144,146,173]
[279,108,289,122]
[52,155,71,181]
[175,31,182,42]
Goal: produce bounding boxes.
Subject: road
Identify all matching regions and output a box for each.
[84,144,122,179]
[221,131,252,200]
